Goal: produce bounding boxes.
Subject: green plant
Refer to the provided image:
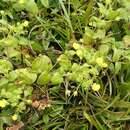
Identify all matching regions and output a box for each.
[0,0,130,130]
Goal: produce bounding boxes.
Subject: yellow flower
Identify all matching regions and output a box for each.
[26,100,32,104]
[92,83,100,91]
[19,0,25,4]
[96,57,108,68]
[0,10,4,15]
[96,57,103,65]
[73,91,78,96]
[73,42,80,50]
[79,39,84,43]
[102,63,108,68]
[23,21,29,27]
[12,114,18,121]
[0,99,8,108]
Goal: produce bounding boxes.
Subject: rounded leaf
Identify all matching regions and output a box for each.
[37,71,51,85]
[7,71,18,81]
[51,72,63,85]
[115,62,121,74]
[58,54,71,71]
[16,68,37,84]
[32,55,52,73]
[0,59,13,74]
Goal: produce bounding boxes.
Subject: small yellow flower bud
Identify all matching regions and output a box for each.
[0,10,4,15]
[23,21,29,27]
[26,100,32,104]
[73,42,80,50]
[96,57,108,68]
[79,39,84,43]
[0,99,8,108]
[17,22,20,26]
[73,91,78,96]
[12,114,18,121]
[102,63,108,68]
[19,0,25,4]
[96,57,103,65]
[92,83,100,91]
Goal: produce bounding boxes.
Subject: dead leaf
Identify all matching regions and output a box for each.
[21,48,29,55]
[32,97,51,111]
[6,122,24,130]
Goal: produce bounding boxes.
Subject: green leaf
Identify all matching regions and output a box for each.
[13,0,38,15]
[19,37,29,46]
[17,102,26,112]
[31,41,43,52]
[123,23,130,35]
[0,120,3,130]
[25,0,38,15]
[112,48,122,61]
[98,3,107,16]
[85,0,94,25]
[1,116,12,126]
[83,27,94,44]
[24,87,33,97]
[49,105,63,117]
[113,100,130,108]
[82,80,93,90]
[49,0,59,8]
[43,114,49,124]
[37,71,51,85]
[109,63,115,73]
[83,111,104,130]
[40,0,49,8]
[93,29,106,39]
[4,36,19,47]
[16,68,37,84]
[31,113,39,124]
[123,35,130,48]
[115,62,121,74]
[99,44,109,56]
[7,71,17,81]
[51,72,63,85]
[32,55,52,74]
[58,54,71,71]
[0,59,13,74]
[0,78,8,87]
[4,47,20,58]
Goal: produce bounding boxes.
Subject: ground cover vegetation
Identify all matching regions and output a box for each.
[0,0,130,129]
